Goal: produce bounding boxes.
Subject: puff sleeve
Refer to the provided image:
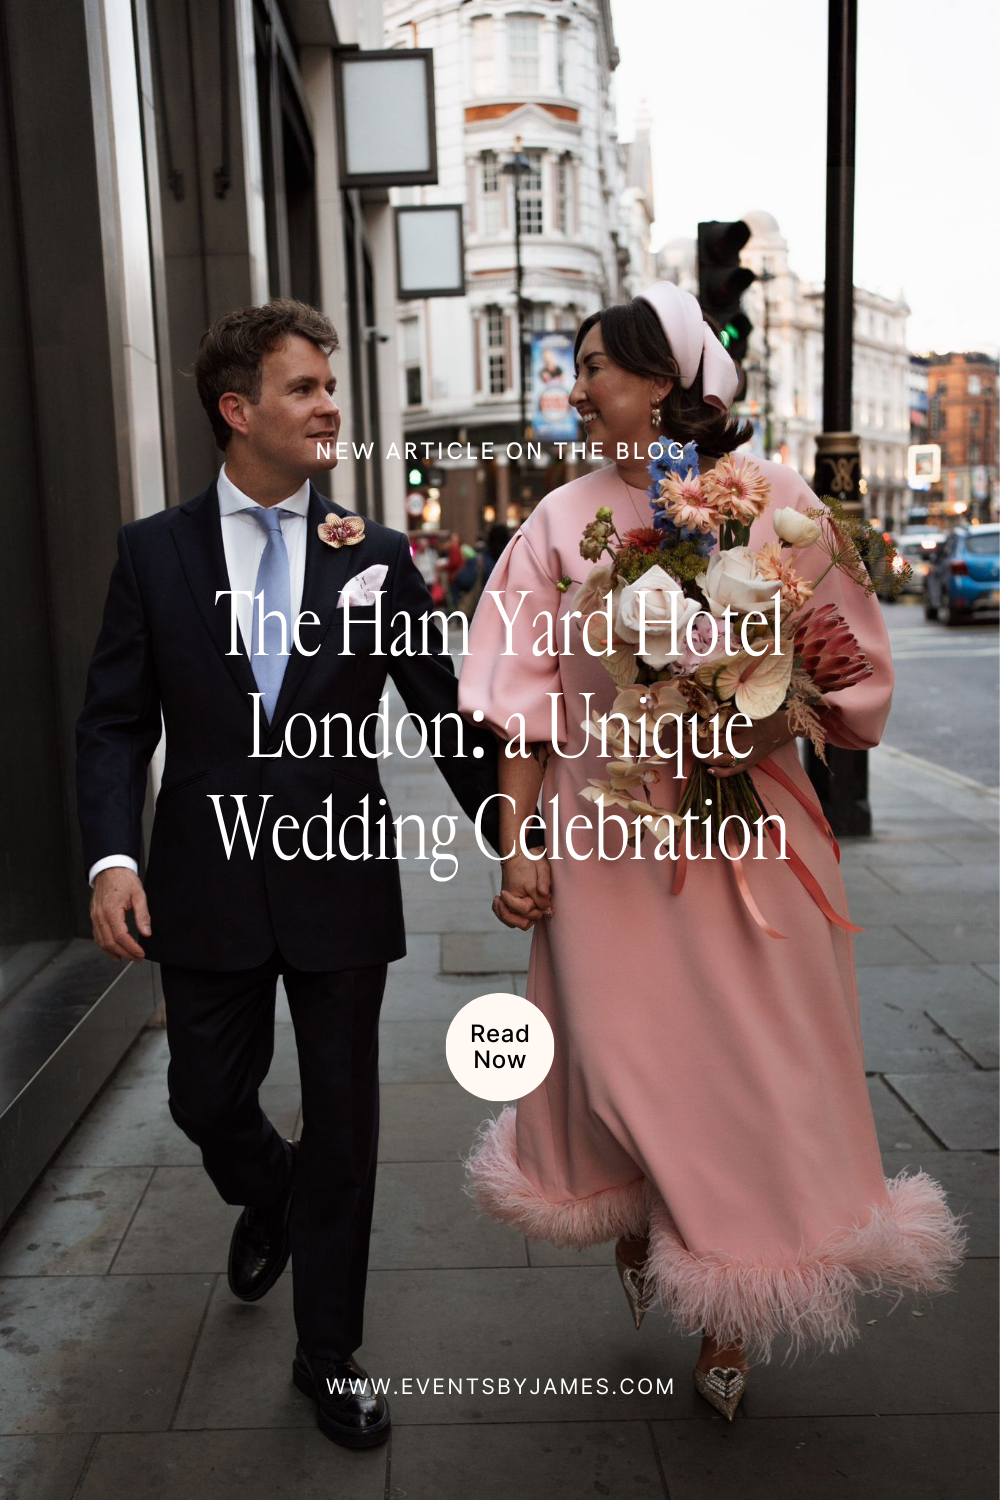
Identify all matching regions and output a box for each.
[458,522,568,747]
[782,475,894,752]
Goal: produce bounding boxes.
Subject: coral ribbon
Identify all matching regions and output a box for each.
[765,827,866,935]
[670,757,864,939]
[756,755,841,864]
[723,825,787,939]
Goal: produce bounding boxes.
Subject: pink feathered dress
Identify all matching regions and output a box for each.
[458,457,967,1364]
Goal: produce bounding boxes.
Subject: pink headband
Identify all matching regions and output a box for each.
[635,280,740,413]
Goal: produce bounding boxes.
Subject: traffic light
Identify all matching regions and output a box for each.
[407,461,427,489]
[697,220,756,364]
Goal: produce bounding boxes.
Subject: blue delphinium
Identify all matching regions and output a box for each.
[646,439,715,557]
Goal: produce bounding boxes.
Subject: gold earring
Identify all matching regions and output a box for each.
[651,406,661,427]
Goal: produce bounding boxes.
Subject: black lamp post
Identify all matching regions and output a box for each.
[806,0,872,838]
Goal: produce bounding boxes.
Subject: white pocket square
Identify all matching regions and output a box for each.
[337,563,388,608]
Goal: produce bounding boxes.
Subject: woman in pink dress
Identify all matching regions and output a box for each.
[458,283,967,1420]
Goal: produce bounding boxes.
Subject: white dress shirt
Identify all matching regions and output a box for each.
[88,465,312,886]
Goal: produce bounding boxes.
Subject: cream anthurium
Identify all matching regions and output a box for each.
[711,640,793,720]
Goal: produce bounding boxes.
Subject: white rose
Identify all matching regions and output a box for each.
[772,507,821,548]
[614,564,701,670]
[696,547,782,618]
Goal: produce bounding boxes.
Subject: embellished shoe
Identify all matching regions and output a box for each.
[615,1245,654,1330]
[693,1364,748,1421]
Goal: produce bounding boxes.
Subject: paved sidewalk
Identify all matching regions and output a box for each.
[0,698,996,1499]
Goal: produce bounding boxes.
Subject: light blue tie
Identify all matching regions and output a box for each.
[245,506,293,720]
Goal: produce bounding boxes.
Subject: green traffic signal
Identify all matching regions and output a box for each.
[697,220,755,364]
[408,466,424,486]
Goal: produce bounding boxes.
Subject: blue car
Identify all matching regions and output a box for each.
[924,523,1000,624]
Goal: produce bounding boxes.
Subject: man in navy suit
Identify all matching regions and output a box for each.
[76,300,501,1449]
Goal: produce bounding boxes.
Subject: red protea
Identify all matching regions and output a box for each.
[793,602,873,692]
[621,527,664,554]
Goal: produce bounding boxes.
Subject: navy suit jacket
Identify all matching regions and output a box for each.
[75,482,502,971]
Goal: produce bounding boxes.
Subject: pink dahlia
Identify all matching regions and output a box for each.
[703,455,771,524]
[657,472,720,533]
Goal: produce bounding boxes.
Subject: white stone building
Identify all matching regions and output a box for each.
[383,0,654,532]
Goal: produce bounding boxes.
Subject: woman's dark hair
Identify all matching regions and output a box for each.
[573,297,752,456]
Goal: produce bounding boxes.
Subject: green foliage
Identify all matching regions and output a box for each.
[615,540,706,587]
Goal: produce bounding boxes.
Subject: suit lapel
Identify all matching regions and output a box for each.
[171,483,260,705]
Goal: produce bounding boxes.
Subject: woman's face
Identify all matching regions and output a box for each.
[569,323,674,452]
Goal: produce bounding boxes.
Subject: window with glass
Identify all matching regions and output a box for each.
[485,305,507,394]
[471,15,495,94]
[516,149,544,235]
[507,14,540,92]
[968,374,982,395]
[523,301,548,333]
[481,150,501,235]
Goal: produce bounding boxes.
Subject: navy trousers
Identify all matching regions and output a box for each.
[161,950,387,1361]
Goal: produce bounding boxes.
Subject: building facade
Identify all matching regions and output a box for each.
[924,352,999,522]
[384,0,653,537]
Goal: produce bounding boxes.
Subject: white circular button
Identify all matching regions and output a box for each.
[445,993,554,1101]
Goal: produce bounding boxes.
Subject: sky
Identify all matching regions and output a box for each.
[610,0,999,356]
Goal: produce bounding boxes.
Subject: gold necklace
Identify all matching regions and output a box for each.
[618,471,651,528]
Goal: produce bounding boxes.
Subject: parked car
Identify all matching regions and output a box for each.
[924,524,1000,624]
[890,532,945,596]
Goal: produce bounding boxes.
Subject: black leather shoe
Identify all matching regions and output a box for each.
[292,1344,391,1448]
[226,1139,297,1302]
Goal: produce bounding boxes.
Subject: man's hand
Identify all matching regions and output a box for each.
[492,852,553,932]
[90,868,152,962]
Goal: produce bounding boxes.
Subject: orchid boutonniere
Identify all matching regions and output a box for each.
[319,513,365,548]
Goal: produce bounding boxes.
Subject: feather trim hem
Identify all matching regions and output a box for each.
[463,1106,650,1248]
[644,1170,969,1365]
[464,1109,968,1364]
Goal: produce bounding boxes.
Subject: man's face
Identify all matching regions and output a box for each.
[237,334,341,478]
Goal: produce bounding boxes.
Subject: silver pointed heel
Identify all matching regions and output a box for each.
[693,1364,748,1421]
[615,1247,654,1330]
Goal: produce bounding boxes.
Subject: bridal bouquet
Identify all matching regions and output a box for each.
[573,443,902,851]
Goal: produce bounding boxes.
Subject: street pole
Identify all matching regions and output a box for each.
[514,170,526,452]
[805,0,872,837]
